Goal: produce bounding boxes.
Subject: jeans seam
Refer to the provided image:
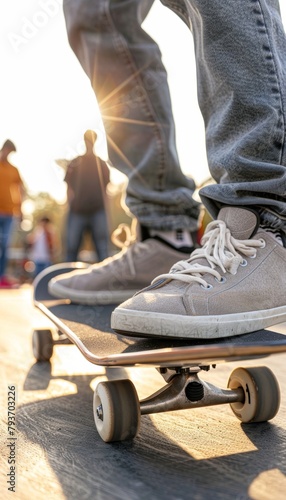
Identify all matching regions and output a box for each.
[161,0,189,26]
[254,0,286,164]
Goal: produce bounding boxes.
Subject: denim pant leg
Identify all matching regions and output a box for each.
[89,209,109,261]
[66,211,87,261]
[63,0,200,231]
[162,0,286,222]
[0,215,13,277]
[34,261,52,278]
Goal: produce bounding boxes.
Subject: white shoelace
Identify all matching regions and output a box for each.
[111,223,137,249]
[110,223,141,275]
[151,220,265,289]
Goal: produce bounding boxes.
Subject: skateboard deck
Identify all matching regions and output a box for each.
[32,263,286,443]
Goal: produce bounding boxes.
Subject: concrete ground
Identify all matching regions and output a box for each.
[1,286,286,500]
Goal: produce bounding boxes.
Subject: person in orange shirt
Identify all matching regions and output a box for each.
[0,139,23,288]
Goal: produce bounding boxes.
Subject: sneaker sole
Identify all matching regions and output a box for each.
[48,281,137,305]
[111,306,286,339]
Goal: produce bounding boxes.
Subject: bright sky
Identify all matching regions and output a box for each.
[0,1,286,203]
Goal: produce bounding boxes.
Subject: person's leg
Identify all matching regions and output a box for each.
[49,0,200,304]
[66,211,86,262]
[111,0,286,338]
[179,0,286,224]
[0,216,4,278]
[62,0,199,231]
[89,209,109,262]
[34,261,52,278]
[0,215,13,279]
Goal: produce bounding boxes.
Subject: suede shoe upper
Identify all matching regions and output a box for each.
[112,207,286,338]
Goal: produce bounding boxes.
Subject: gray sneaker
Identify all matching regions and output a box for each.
[111,207,286,339]
[48,236,191,305]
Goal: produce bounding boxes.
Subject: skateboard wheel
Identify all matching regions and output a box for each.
[32,329,54,362]
[228,366,280,423]
[93,379,140,442]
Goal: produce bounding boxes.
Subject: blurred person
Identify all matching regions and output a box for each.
[0,139,23,288]
[27,216,59,277]
[49,1,286,339]
[65,129,110,262]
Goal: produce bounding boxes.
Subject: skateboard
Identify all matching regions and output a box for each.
[32,263,286,443]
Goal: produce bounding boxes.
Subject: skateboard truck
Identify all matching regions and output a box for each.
[93,364,281,443]
[140,367,244,415]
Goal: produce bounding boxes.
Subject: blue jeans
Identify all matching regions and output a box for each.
[34,261,52,278]
[0,215,13,277]
[63,0,286,227]
[66,209,109,262]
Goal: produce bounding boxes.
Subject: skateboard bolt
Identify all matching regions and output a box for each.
[185,381,204,402]
[96,405,103,421]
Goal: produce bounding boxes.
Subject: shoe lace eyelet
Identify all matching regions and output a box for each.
[259,238,266,248]
[200,283,213,290]
[240,259,247,267]
[250,252,257,259]
[215,276,226,284]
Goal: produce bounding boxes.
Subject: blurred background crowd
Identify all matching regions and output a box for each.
[0,134,134,287]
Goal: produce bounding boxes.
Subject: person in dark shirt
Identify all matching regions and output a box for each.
[65,130,110,262]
